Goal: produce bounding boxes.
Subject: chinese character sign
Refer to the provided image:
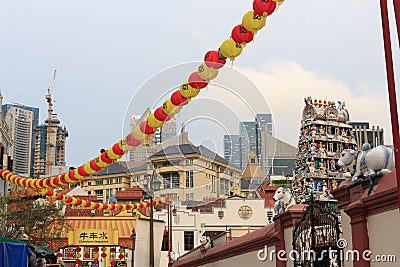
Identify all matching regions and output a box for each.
[68,229,118,246]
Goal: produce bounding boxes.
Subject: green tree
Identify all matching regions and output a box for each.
[0,193,70,244]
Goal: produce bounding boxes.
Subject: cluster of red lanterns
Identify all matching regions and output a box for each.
[60,247,102,265]
[0,0,285,193]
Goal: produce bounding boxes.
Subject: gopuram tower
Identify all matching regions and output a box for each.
[293,97,357,200]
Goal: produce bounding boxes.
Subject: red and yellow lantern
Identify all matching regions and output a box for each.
[253,0,277,17]
[231,24,254,45]
[242,10,266,33]
[219,38,243,61]
[204,50,226,69]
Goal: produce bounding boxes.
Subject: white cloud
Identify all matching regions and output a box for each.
[239,60,392,146]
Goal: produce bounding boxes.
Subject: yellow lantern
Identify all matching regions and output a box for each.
[179,83,200,99]
[219,38,243,61]
[71,197,78,205]
[242,10,266,33]
[198,63,219,82]
[83,162,96,175]
[147,113,164,128]
[74,169,85,180]
[90,202,97,209]
[81,200,87,207]
[95,155,109,168]
[162,99,182,115]
[107,147,121,160]
[133,125,147,141]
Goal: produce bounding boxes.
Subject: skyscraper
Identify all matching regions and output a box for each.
[239,121,257,168]
[224,114,273,170]
[223,135,243,169]
[3,103,39,177]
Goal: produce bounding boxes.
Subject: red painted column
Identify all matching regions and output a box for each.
[273,205,306,267]
[344,203,371,267]
[380,0,400,205]
[393,0,400,49]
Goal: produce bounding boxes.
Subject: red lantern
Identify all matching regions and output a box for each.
[45,178,52,187]
[102,204,109,210]
[139,121,156,134]
[46,189,54,197]
[76,259,81,264]
[117,204,124,210]
[110,260,116,266]
[154,107,170,121]
[101,252,107,258]
[59,174,68,185]
[67,253,73,258]
[66,196,73,203]
[170,90,188,106]
[109,203,116,210]
[84,253,90,258]
[93,247,99,252]
[110,247,116,253]
[253,0,277,17]
[204,50,226,69]
[38,179,45,188]
[231,24,254,45]
[78,165,89,177]
[94,259,99,264]
[188,72,208,89]
[112,143,125,155]
[68,170,79,181]
[118,254,124,259]
[94,203,100,209]
[85,201,92,207]
[125,133,141,147]
[75,247,81,252]
[76,199,82,206]
[126,204,132,210]
[100,151,113,164]
[90,159,102,171]
[56,252,62,257]
[52,177,61,187]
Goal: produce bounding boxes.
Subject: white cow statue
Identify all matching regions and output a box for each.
[273,187,296,215]
[337,144,395,181]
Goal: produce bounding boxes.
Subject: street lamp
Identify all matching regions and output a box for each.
[147,168,161,267]
[167,203,178,267]
[130,230,136,267]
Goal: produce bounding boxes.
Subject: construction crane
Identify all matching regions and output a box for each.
[45,70,57,175]
[45,69,57,116]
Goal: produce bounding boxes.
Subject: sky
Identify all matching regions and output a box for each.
[0,0,399,167]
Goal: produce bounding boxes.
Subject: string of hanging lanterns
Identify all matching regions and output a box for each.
[42,188,165,211]
[0,0,284,190]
